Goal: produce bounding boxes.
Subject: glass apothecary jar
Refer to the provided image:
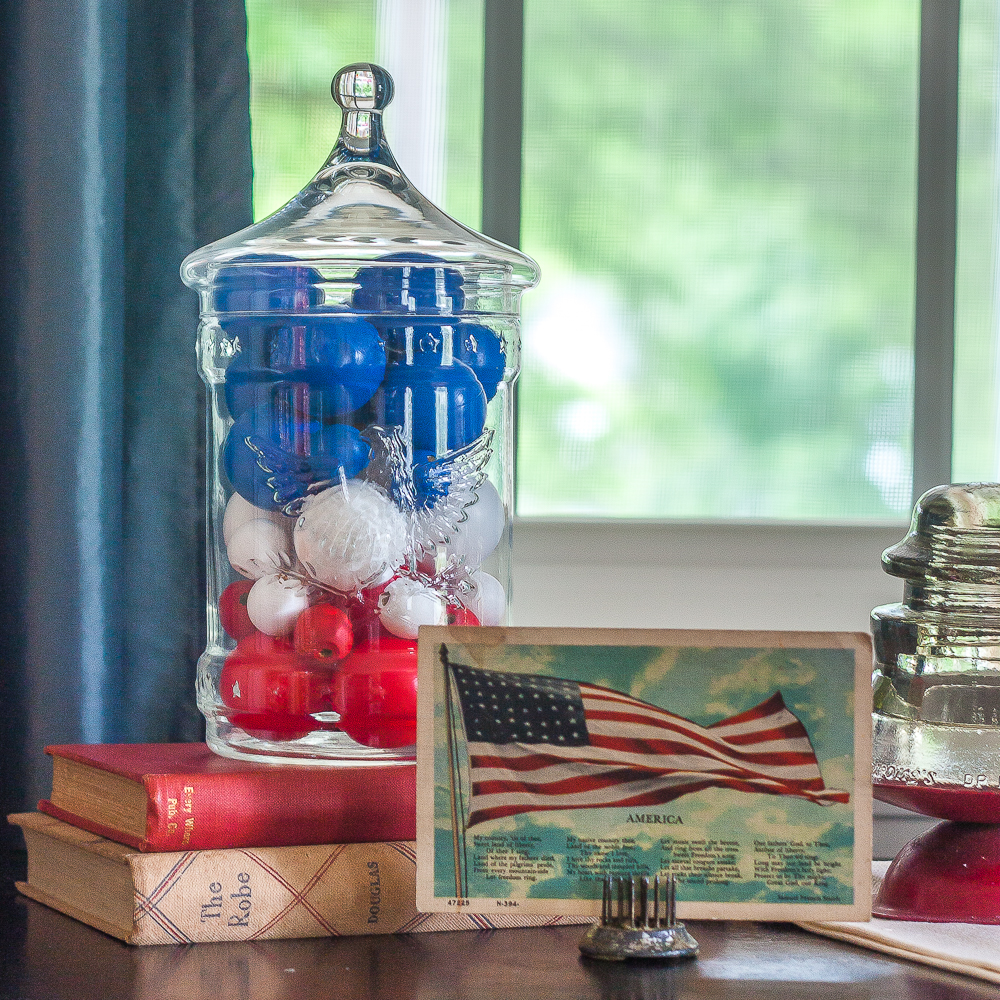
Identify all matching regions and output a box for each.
[181,64,538,764]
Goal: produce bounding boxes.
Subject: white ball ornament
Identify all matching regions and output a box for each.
[294,480,408,593]
[227,517,295,580]
[466,570,506,626]
[223,492,291,545]
[377,577,447,639]
[246,573,314,636]
[447,480,505,569]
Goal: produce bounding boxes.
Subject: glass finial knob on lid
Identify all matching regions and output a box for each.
[331,63,395,156]
[333,63,394,109]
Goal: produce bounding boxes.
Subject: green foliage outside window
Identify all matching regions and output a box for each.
[245,1,999,521]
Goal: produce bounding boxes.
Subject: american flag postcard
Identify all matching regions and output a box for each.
[415,627,872,921]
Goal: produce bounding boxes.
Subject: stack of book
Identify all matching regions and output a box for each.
[9,743,583,945]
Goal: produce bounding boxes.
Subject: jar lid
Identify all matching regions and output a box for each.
[181,63,539,292]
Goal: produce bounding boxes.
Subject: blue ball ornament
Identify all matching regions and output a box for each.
[375,359,487,455]
[212,262,324,312]
[270,315,386,409]
[381,320,505,401]
[222,349,283,419]
[222,401,371,512]
[223,315,387,420]
[450,322,505,401]
[352,252,465,313]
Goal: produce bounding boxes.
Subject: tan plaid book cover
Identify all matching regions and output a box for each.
[11,812,589,945]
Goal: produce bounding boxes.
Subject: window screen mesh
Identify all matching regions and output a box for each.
[517,0,918,519]
[245,0,920,521]
[953,0,1000,484]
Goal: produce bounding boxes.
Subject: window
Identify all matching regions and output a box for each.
[519,2,918,519]
[246,1,995,527]
[239,0,990,628]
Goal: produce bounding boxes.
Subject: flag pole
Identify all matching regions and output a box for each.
[441,644,468,898]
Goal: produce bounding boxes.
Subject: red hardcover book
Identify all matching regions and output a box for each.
[37,743,415,852]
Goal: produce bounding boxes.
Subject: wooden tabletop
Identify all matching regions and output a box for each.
[2,883,996,999]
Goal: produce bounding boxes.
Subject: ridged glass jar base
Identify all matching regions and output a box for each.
[204,717,415,766]
[198,651,415,765]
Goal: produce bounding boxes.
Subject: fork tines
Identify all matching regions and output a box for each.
[601,873,678,929]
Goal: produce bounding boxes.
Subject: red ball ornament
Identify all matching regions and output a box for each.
[293,603,354,662]
[221,633,334,718]
[219,579,256,640]
[359,575,395,608]
[446,604,480,626]
[331,635,418,748]
[227,712,318,742]
[346,597,389,647]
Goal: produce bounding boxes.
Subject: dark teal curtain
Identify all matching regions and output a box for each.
[0,0,252,847]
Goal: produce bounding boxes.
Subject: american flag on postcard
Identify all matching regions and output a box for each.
[447,662,849,828]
